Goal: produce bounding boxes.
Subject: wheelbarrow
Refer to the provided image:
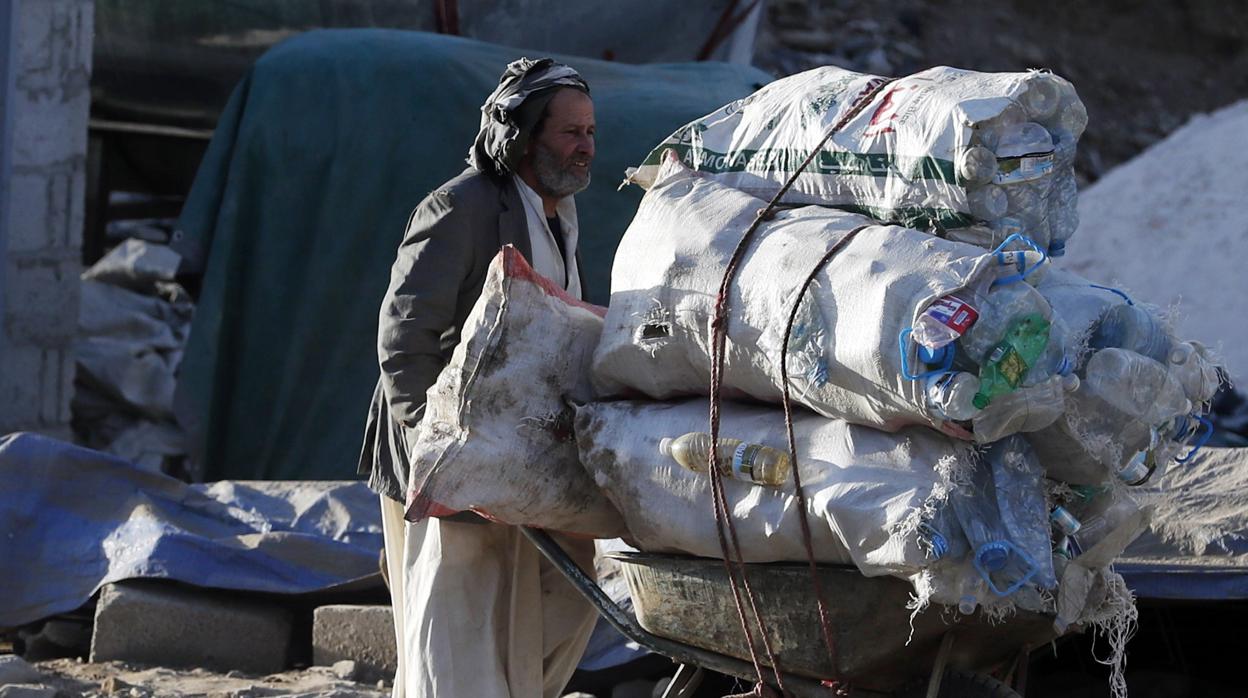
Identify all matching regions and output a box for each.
[521,528,1059,698]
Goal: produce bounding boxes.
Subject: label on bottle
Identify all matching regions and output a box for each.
[925,296,979,334]
[731,442,760,483]
[993,153,1054,184]
[995,346,1031,387]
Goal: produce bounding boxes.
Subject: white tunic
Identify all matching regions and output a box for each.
[513,175,583,299]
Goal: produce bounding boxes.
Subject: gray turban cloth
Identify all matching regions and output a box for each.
[468,58,590,176]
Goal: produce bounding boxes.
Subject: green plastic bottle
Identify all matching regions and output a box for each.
[972,313,1051,409]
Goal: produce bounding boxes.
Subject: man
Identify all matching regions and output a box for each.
[357,59,599,697]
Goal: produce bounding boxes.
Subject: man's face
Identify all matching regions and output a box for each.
[529,89,595,199]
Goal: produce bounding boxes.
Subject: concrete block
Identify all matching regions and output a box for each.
[90,581,293,675]
[0,343,74,433]
[0,655,44,686]
[312,604,396,684]
[3,254,80,345]
[11,0,92,168]
[0,686,56,698]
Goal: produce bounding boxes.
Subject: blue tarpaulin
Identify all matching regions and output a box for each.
[0,433,383,628]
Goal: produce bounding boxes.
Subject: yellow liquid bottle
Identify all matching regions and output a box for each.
[658,432,791,487]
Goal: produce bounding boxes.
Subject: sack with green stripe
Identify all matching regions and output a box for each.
[627,65,1087,257]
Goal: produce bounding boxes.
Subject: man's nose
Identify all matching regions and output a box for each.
[578,134,595,159]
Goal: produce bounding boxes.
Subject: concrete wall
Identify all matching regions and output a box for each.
[0,0,92,436]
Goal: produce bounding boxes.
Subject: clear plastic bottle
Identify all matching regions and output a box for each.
[917,505,969,562]
[1072,493,1142,557]
[972,373,1078,443]
[972,102,1027,151]
[957,568,987,615]
[1020,74,1061,121]
[967,183,1009,220]
[995,121,1055,160]
[1046,171,1079,256]
[1089,303,1177,364]
[926,371,981,421]
[1053,100,1089,141]
[951,440,1050,596]
[1072,348,1193,473]
[659,432,791,487]
[912,296,981,351]
[958,145,999,185]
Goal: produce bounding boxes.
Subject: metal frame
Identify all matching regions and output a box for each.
[520,527,890,698]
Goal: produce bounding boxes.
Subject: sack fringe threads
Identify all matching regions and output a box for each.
[1087,570,1138,698]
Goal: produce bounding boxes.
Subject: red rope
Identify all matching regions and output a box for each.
[704,77,896,694]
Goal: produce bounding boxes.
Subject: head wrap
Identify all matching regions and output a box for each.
[468,58,590,176]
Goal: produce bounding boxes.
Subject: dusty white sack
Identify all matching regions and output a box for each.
[629,65,1084,253]
[405,247,626,538]
[574,398,972,576]
[594,155,1064,440]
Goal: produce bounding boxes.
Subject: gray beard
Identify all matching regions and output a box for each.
[532,142,590,199]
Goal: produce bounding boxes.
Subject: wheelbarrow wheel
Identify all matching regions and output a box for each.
[899,669,1022,698]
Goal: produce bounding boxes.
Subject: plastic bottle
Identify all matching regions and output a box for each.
[1074,348,1193,473]
[911,246,1050,353]
[1089,303,1178,364]
[972,373,1078,443]
[957,145,999,185]
[950,440,1050,596]
[917,505,969,562]
[1052,99,1088,141]
[1020,74,1061,121]
[971,102,1027,151]
[957,570,987,615]
[1072,493,1142,557]
[925,371,981,421]
[967,184,1008,220]
[1046,172,1079,256]
[973,313,1053,409]
[659,432,791,487]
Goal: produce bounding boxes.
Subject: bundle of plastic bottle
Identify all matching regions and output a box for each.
[1024,279,1222,487]
[630,66,1087,257]
[950,71,1087,257]
[908,234,1080,442]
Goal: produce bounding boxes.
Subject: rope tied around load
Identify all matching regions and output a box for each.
[703,76,897,695]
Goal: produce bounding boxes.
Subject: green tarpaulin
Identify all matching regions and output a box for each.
[176,29,771,481]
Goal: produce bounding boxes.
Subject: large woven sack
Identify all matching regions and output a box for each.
[576,398,1062,610]
[593,155,1064,440]
[628,65,1085,254]
[575,398,972,575]
[405,247,626,538]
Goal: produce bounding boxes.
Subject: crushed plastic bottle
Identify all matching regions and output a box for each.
[1071,493,1142,558]
[1089,303,1178,364]
[1020,73,1061,121]
[967,184,1009,220]
[957,567,987,615]
[973,313,1053,409]
[912,296,980,351]
[971,102,1027,151]
[926,371,981,421]
[972,372,1078,443]
[951,438,1053,596]
[917,504,969,562]
[659,432,791,487]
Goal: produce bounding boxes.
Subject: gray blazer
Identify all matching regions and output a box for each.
[357,167,585,502]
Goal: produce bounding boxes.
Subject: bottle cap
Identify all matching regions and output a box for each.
[1048,240,1066,257]
[977,542,1009,572]
[1050,506,1082,536]
[1118,453,1150,485]
[658,438,673,457]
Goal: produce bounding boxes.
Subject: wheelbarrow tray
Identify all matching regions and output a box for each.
[609,551,1059,693]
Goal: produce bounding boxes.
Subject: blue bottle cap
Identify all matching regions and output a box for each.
[1048,240,1066,257]
[918,523,949,559]
[918,343,952,366]
[977,541,1009,572]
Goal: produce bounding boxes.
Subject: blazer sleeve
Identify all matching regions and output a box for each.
[377,189,477,428]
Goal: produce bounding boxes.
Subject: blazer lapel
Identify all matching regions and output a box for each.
[497,178,531,262]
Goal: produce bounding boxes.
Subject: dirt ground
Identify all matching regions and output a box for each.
[13,658,389,698]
